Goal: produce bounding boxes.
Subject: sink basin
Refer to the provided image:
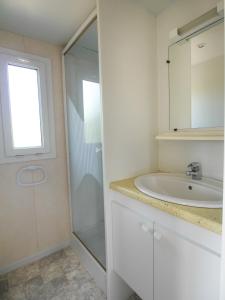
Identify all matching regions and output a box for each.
[134,173,223,208]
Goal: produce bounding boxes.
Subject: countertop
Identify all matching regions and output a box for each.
[110,177,222,234]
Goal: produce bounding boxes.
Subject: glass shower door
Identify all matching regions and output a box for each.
[64,20,105,268]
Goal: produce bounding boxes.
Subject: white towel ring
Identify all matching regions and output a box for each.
[16,165,48,187]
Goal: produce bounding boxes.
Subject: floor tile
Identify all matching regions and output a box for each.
[0,292,10,300]
[63,247,77,257]
[0,279,9,294]
[24,275,44,299]
[1,247,106,300]
[41,262,64,284]
[76,279,106,300]
[23,261,40,281]
[0,274,8,281]
[60,256,80,274]
[7,267,27,287]
[8,284,26,300]
[39,250,65,269]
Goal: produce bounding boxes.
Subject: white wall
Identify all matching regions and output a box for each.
[159,140,223,180]
[157,0,224,180]
[98,0,158,184]
[97,0,158,298]
[0,30,70,270]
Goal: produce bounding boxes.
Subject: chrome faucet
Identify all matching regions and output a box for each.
[186,162,202,180]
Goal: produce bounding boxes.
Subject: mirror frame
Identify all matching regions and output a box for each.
[157,13,224,141]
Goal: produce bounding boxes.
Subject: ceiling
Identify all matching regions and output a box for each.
[0,0,175,46]
[141,0,176,14]
[0,0,96,45]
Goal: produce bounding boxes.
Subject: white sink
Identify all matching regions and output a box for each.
[134,173,223,208]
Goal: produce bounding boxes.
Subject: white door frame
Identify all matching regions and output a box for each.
[219,19,225,300]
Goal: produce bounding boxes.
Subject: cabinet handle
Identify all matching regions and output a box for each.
[154,231,162,240]
[140,223,152,233]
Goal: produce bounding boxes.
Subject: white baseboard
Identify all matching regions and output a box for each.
[71,235,106,294]
[0,240,71,275]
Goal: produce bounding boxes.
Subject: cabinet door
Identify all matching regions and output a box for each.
[112,202,154,300]
[154,224,220,300]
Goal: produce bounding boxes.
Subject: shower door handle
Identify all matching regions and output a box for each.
[95,146,102,153]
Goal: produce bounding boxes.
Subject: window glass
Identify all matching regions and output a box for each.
[7,64,42,149]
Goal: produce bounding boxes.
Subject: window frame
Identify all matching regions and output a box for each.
[0,47,56,163]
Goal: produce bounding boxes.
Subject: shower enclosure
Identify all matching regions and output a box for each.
[63,19,105,268]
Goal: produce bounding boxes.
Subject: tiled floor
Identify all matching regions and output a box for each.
[0,247,142,300]
[0,247,106,300]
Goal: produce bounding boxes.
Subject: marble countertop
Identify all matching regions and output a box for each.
[110,177,222,234]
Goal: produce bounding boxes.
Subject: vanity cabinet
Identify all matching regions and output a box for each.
[112,202,154,300]
[111,197,221,300]
[154,224,220,300]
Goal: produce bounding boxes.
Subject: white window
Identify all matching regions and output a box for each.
[0,48,56,163]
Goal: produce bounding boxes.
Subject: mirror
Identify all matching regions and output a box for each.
[169,21,224,130]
